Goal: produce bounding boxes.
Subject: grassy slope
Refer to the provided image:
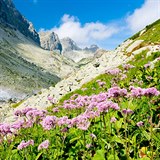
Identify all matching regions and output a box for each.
[0,20,160,160]
[130,19,160,45]
[51,50,160,107]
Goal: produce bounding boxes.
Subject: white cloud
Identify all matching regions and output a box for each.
[50,14,119,47]
[127,0,160,33]
[39,1,160,49]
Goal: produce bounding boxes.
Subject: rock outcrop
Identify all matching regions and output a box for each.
[39,31,62,53]
[60,37,81,52]
[0,0,78,102]
[0,0,40,44]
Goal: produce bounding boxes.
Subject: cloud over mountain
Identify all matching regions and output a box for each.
[41,14,119,48]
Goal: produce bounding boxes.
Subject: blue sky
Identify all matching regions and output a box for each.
[13,0,160,49]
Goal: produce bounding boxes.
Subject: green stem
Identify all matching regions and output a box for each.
[150,109,154,160]
[102,113,106,131]
[124,115,129,159]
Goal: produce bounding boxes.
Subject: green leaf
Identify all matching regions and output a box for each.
[111,136,124,144]
[116,118,123,129]
[69,136,81,144]
[142,130,150,141]
[35,152,43,160]
[108,154,119,160]
[92,149,105,160]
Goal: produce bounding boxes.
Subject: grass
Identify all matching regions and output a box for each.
[130,19,160,45]
[11,100,25,108]
[1,49,160,159]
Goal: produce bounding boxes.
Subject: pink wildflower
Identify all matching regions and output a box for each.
[106,68,121,75]
[41,116,57,130]
[110,117,117,123]
[86,144,92,149]
[17,139,34,150]
[137,121,144,127]
[122,109,134,115]
[38,140,49,151]
[107,87,127,98]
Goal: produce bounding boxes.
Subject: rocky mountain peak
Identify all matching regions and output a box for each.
[0,0,40,45]
[83,44,99,52]
[60,37,81,52]
[39,31,62,53]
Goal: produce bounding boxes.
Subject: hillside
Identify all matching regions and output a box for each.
[130,19,160,45]
[0,1,160,158]
[0,0,79,102]
[0,19,160,159]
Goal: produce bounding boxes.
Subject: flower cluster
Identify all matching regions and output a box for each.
[122,64,135,70]
[107,87,127,98]
[96,80,106,87]
[105,68,122,75]
[129,86,160,97]
[122,109,134,115]
[17,139,34,150]
[38,140,50,150]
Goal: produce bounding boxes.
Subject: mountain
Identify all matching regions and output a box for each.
[39,31,62,53]
[0,0,40,44]
[0,0,78,102]
[83,44,99,52]
[60,37,81,52]
[39,32,99,62]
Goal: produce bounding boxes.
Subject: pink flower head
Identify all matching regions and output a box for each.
[47,96,53,101]
[0,123,11,135]
[120,74,127,80]
[14,110,22,116]
[98,81,106,87]
[106,68,121,75]
[11,120,24,130]
[123,64,135,70]
[41,116,57,130]
[136,121,144,127]
[143,87,160,97]
[38,140,49,151]
[157,57,160,61]
[110,117,117,123]
[129,86,144,97]
[17,139,34,150]
[107,87,127,98]
[130,86,160,97]
[122,109,134,115]
[77,119,90,131]
[144,63,150,68]
[90,133,97,139]
[52,107,59,113]
[86,143,92,149]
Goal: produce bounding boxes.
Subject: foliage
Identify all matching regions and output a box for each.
[0,50,160,159]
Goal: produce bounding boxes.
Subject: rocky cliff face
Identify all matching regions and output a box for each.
[39,32,99,62]
[39,31,62,53]
[0,0,40,44]
[60,37,81,52]
[0,0,79,102]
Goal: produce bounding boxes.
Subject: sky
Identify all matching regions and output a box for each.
[13,0,160,49]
